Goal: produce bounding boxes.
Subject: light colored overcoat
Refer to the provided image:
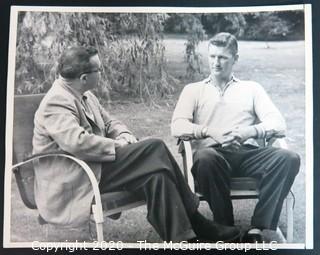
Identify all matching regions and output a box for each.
[32,78,130,227]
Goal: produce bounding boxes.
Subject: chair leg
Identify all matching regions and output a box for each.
[286,192,294,242]
[44,224,49,241]
[276,227,287,243]
[95,223,104,242]
[92,204,104,242]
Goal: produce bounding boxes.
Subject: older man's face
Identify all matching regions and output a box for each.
[85,54,102,90]
[208,44,238,80]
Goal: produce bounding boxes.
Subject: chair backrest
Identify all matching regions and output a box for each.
[12,94,45,209]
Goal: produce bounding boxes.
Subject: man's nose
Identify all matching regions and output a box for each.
[213,58,220,66]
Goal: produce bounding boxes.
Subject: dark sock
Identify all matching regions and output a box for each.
[190,211,240,242]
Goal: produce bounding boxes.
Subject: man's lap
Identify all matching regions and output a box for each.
[99,138,172,192]
[193,144,296,177]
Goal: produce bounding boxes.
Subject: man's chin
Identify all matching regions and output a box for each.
[211,71,224,77]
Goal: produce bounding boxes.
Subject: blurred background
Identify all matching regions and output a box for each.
[14,11,304,101]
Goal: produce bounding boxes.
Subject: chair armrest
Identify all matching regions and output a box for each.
[267,137,289,149]
[12,153,104,224]
[276,138,289,149]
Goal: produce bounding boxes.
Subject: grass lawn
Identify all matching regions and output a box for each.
[9,38,306,244]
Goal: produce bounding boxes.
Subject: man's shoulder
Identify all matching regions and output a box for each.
[38,80,76,112]
[183,78,210,91]
[236,79,265,91]
[236,79,260,87]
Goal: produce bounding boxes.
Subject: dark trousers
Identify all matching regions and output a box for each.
[99,138,199,242]
[191,144,300,230]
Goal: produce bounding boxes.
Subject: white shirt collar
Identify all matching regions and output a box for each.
[203,74,240,84]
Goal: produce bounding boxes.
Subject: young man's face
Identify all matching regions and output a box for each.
[208,44,238,81]
[85,54,102,90]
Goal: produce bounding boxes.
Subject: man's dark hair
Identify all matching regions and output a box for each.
[58,46,98,79]
[208,32,238,56]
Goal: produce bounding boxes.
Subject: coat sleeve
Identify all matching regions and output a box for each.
[40,95,117,162]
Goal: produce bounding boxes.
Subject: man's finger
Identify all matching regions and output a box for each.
[222,135,236,144]
[125,134,136,143]
[232,133,242,140]
[232,140,241,147]
[130,136,138,143]
[223,130,232,136]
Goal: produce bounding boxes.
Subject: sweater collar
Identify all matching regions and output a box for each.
[203,74,240,84]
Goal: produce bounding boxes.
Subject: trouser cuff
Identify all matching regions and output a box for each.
[170,229,196,243]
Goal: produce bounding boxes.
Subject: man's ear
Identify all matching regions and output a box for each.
[234,54,239,63]
[79,74,87,84]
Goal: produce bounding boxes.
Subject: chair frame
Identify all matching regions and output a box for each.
[11,94,146,242]
[178,138,294,243]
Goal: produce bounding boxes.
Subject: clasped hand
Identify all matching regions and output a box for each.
[115,133,137,148]
[207,126,256,149]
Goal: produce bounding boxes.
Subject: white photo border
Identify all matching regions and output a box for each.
[3,4,313,250]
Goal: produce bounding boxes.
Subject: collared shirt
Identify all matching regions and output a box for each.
[171,76,286,149]
[81,96,95,121]
[58,76,95,121]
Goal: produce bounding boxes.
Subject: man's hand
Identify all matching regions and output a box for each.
[226,126,257,144]
[114,138,128,148]
[116,133,138,144]
[206,127,235,145]
[221,126,257,150]
[206,126,257,149]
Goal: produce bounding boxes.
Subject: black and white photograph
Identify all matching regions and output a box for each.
[3,4,313,251]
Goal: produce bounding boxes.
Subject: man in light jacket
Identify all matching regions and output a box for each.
[32,45,240,242]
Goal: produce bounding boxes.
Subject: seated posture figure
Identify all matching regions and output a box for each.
[171,32,300,242]
[32,45,240,242]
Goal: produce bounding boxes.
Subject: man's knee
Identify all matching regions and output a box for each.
[278,149,300,176]
[148,171,173,186]
[194,148,221,162]
[141,137,166,149]
[193,148,226,176]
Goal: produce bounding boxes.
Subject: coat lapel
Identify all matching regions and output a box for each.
[82,95,105,133]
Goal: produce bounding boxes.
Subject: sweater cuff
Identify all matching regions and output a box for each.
[254,124,266,139]
[193,125,205,139]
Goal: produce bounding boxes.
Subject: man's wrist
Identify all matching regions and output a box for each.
[117,132,131,138]
[253,125,265,139]
[252,126,259,138]
[201,126,208,138]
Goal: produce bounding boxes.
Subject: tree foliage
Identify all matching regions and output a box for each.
[15,10,304,98]
[201,13,246,37]
[15,12,176,103]
[164,11,304,40]
[163,10,303,79]
[243,12,293,41]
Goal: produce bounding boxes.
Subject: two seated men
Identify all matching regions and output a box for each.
[32,32,299,242]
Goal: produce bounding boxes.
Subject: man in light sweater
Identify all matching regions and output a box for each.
[171,32,300,242]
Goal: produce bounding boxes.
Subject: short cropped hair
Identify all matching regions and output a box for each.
[58,46,98,79]
[208,32,238,56]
